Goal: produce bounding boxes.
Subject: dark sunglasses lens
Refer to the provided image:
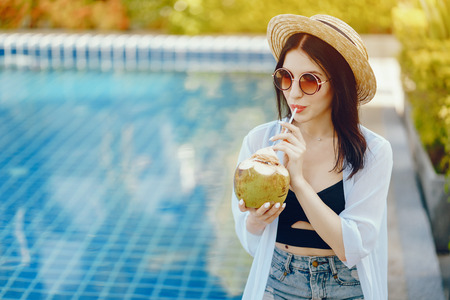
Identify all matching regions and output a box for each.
[300,73,320,95]
[274,69,292,90]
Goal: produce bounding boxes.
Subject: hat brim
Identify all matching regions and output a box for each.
[267,14,376,105]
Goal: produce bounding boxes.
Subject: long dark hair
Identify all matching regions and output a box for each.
[275,33,366,178]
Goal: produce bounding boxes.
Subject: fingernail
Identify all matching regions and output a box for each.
[275,203,280,209]
[282,203,286,208]
[269,136,275,141]
[264,202,270,208]
[239,199,244,206]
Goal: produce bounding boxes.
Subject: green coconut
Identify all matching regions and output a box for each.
[234,147,290,208]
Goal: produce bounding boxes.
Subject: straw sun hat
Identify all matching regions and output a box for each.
[267,14,376,104]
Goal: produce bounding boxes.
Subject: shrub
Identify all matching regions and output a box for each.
[0,0,130,30]
[0,0,31,28]
[123,0,395,34]
[393,0,450,177]
[1,0,395,34]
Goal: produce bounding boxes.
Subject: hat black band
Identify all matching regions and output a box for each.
[317,20,356,46]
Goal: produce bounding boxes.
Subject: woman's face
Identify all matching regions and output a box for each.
[281,48,334,126]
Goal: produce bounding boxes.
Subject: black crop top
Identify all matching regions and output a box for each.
[276,180,345,249]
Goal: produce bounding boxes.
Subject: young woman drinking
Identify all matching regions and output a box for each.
[232,14,393,300]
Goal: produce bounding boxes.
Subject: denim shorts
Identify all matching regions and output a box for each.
[263,247,364,300]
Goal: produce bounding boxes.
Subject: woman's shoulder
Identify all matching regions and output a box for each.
[344,125,393,182]
[247,120,280,136]
[359,125,393,167]
[360,125,391,152]
[244,120,282,151]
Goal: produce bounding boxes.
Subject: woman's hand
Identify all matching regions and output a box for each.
[271,122,307,189]
[238,200,286,235]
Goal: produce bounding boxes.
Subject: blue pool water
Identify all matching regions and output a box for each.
[0,69,277,299]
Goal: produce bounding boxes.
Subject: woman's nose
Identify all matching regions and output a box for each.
[289,80,304,99]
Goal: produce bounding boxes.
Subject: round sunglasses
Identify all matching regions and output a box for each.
[272,68,330,95]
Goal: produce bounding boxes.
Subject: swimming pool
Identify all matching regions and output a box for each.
[0,68,277,299]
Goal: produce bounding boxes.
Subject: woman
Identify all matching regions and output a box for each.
[232,14,393,300]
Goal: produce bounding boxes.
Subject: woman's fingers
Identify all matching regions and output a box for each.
[279,121,301,135]
[265,202,286,223]
[238,199,251,212]
[272,140,305,159]
[256,202,286,222]
[270,132,300,146]
[255,202,272,216]
[279,121,305,144]
[270,126,305,148]
[267,202,286,216]
[238,200,286,224]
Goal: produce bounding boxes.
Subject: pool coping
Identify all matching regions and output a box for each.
[0,32,275,72]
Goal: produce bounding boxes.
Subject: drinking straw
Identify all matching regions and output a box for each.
[283,107,297,133]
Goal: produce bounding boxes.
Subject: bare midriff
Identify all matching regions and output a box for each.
[275,242,336,257]
[275,220,336,256]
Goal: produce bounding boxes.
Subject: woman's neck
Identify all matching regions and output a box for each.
[294,117,335,141]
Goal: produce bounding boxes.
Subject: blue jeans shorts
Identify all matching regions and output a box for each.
[264,247,364,300]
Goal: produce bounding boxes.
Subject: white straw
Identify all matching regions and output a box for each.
[271,108,297,150]
[283,107,297,133]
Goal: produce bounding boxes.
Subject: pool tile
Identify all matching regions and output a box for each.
[0,69,276,299]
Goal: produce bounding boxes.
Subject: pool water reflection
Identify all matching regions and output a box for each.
[0,69,277,299]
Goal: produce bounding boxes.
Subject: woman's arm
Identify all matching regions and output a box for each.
[339,138,393,267]
[272,121,346,259]
[290,177,346,260]
[272,122,393,265]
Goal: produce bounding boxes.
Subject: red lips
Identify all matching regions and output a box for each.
[290,105,306,113]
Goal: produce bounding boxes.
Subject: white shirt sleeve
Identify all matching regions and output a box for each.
[340,137,393,268]
[231,121,282,257]
[231,133,262,256]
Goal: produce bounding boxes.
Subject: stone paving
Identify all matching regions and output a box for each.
[361,35,448,300]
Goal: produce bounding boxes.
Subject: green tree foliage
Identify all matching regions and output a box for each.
[0,0,129,30]
[393,0,450,176]
[124,0,395,34]
[1,0,395,34]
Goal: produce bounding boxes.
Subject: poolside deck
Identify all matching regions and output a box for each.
[360,35,448,300]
